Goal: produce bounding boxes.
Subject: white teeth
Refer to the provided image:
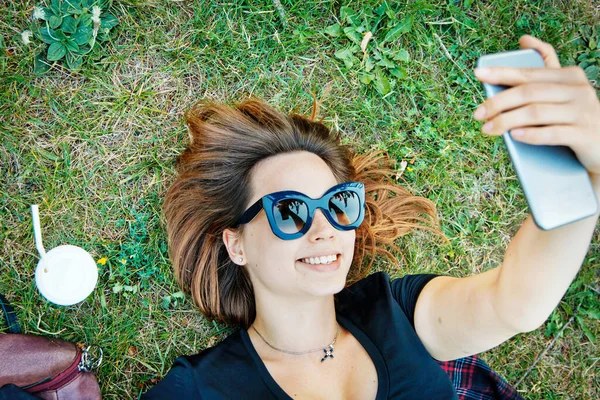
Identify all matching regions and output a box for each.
[300,254,338,265]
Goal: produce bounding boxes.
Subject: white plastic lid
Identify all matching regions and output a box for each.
[35,245,98,306]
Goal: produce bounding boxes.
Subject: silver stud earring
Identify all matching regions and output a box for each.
[239,257,243,263]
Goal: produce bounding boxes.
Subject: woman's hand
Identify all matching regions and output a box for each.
[472,35,600,176]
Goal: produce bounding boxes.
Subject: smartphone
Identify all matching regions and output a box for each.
[477,49,598,230]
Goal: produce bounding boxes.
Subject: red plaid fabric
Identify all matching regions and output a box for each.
[436,355,524,399]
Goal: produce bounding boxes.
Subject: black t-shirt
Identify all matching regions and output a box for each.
[143,271,458,399]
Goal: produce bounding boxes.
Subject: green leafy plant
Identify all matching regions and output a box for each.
[545,273,600,343]
[323,3,413,96]
[22,0,119,74]
[96,205,170,303]
[574,24,600,85]
[162,291,185,309]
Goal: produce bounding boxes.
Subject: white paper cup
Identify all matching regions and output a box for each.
[35,245,98,306]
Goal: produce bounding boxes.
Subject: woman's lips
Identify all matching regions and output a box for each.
[296,255,341,272]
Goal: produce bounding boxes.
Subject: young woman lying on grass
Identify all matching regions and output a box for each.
[144,36,600,399]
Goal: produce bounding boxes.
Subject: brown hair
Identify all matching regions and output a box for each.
[163,98,445,328]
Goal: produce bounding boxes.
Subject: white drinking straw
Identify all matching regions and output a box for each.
[31,205,46,258]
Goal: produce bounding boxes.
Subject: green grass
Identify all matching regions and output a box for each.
[1,0,599,398]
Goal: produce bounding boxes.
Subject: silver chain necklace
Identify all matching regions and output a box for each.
[251,324,340,363]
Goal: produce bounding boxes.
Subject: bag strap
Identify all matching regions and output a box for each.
[0,293,22,334]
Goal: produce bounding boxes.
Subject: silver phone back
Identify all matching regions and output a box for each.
[477,49,598,230]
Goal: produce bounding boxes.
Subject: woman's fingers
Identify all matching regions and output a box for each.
[518,35,561,69]
[481,103,578,136]
[474,83,579,121]
[474,65,588,86]
[471,35,600,175]
[510,125,582,147]
[474,35,565,86]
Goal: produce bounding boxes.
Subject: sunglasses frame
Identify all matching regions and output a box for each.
[234,181,366,240]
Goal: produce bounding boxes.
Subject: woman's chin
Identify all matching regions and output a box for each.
[294,258,349,296]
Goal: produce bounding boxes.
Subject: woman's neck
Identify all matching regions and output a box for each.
[250,292,338,355]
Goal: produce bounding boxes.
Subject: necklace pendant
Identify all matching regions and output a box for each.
[321,345,334,363]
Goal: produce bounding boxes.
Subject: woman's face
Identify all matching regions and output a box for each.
[230,151,356,299]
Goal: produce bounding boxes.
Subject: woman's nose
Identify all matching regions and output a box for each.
[307,209,336,241]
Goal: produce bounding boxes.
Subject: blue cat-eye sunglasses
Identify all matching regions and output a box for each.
[234,182,366,240]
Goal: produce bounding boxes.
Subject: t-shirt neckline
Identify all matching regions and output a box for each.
[240,313,390,400]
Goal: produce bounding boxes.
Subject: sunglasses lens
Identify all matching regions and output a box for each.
[273,199,309,234]
[328,190,361,226]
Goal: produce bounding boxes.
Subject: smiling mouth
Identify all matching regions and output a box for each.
[297,254,340,265]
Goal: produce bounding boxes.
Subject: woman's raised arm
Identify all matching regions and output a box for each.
[412,35,600,362]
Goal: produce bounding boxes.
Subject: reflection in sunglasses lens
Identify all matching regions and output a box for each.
[274,199,308,233]
[329,191,360,225]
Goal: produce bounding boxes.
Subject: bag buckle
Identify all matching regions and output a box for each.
[78,345,103,372]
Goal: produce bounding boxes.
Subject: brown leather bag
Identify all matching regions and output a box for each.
[0,294,102,399]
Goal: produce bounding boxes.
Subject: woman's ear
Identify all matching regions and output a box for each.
[222,228,245,265]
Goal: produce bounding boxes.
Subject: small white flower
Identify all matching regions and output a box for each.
[32,7,45,20]
[21,30,32,45]
[91,6,102,24]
